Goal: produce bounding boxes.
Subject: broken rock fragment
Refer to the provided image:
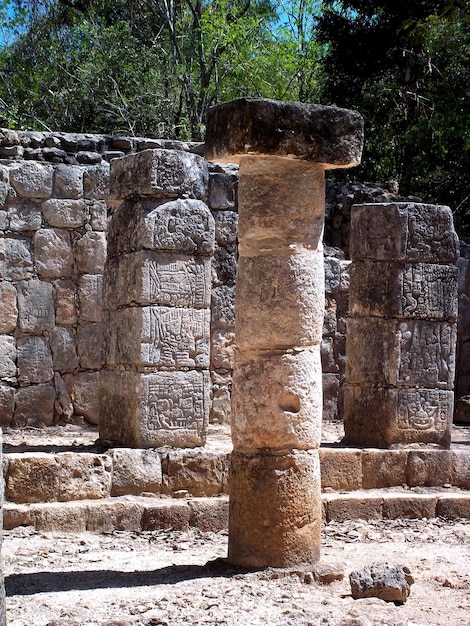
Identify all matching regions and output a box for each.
[349,562,414,603]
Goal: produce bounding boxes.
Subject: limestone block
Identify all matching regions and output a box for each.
[141,500,192,531]
[321,336,337,373]
[436,495,470,519]
[53,278,77,326]
[319,448,362,491]
[0,336,16,379]
[349,562,413,602]
[104,252,211,310]
[75,231,106,274]
[343,386,453,448]
[323,296,337,335]
[361,450,408,489]
[33,228,73,277]
[211,329,235,369]
[42,199,87,228]
[110,449,162,496]
[33,502,87,533]
[188,498,229,533]
[6,453,59,503]
[73,371,100,424]
[346,318,456,390]
[213,210,238,246]
[232,347,322,451]
[17,336,54,384]
[107,199,215,257]
[109,149,208,201]
[205,98,364,167]
[451,450,470,488]
[99,370,209,447]
[53,164,84,199]
[339,259,351,292]
[324,256,341,293]
[322,373,340,421]
[228,450,322,568]
[210,370,232,424]
[238,158,324,252]
[0,165,9,205]
[161,449,229,497]
[50,326,79,372]
[54,372,73,420]
[208,169,238,210]
[83,162,110,199]
[350,203,459,264]
[0,238,33,280]
[350,262,458,320]
[0,386,14,426]
[85,500,144,533]
[9,162,53,198]
[407,450,452,487]
[78,274,103,322]
[17,279,54,332]
[58,453,112,501]
[3,504,34,530]
[106,307,210,370]
[382,494,437,520]
[90,200,108,231]
[8,201,42,231]
[77,322,105,370]
[236,251,324,351]
[211,285,235,327]
[0,282,18,333]
[324,493,383,522]
[0,211,7,229]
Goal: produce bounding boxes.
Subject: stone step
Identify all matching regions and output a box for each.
[4,445,470,505]
[4,489,470,533]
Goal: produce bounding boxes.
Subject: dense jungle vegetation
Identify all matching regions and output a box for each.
[0,0,469,232]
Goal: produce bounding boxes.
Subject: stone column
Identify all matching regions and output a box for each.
[100,149,215,447]
[344,202,459,448]
[205,98,363,568]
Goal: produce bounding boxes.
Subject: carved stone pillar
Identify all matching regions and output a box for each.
[344,202,459,448]
[205,98,363,567]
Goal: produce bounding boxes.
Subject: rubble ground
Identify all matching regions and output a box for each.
[3,517,469,626]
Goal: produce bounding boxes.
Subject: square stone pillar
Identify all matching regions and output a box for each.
[99,150,215,447]
[344,203,459,448]
[205,98,363,568]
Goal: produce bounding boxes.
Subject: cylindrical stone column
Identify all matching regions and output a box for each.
[99,149,215,448]
[344,202,459,448]
[205,98,364,568]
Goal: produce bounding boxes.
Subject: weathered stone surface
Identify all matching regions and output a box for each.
[211,285,235,327]
[42,199,87,228]
[0,336,16,379]
[8,201,42,231]
[382,493,437,520]
[50,327,79,372]
[0,386,14,425]
[211,329,235,370]
[17,336,54,384]
[9,162,53,198]
[110,449,162,496]
[228,451,322,568]
[73,371,100,424]
[53,164,84,199]
[346,318,456,390]
[351,261,458,321]
[349,563,414,603]
[236,251,324,351]
[407,450,452,487]
[78,274,103,322]
[0,282,17,333]
[33,228,73,277]
[161,449,229,497]
[325,493,383,522]
[17,279,55,332]
[213,210,238,247]
[107,199,215,257]
[212,242,238,287]
[208,169,238,210]
[109,149,208,201]
[106,307,210,370]
[343,386,453,448]
[53,279,77,326]
[6,453,59,503]
[362,450,408,489]
[54,372,73,420]
[77,323,105,370]
[90,200,108,231]
[104,252,211,309]
[58,453,111,501]
[210,370,231,424]
[350,203,459,264]
[232,347,322,451]
[319,448,362,491]
[451,450,470,488]
[205,98,364,167]
[83,162,110,199]
[75,231,106,274]
[99,370,209,447]
[0,238,33,280]
[322,373,340,421]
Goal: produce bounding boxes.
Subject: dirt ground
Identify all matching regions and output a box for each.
[3,517,470,626]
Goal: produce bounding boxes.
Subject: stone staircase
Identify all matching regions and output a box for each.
[3,424,469,533]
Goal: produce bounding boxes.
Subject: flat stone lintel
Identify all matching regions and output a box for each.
[205,97,364,168]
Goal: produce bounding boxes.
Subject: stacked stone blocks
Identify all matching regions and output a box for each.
[100,150,215,447]
[344,203,459,447]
